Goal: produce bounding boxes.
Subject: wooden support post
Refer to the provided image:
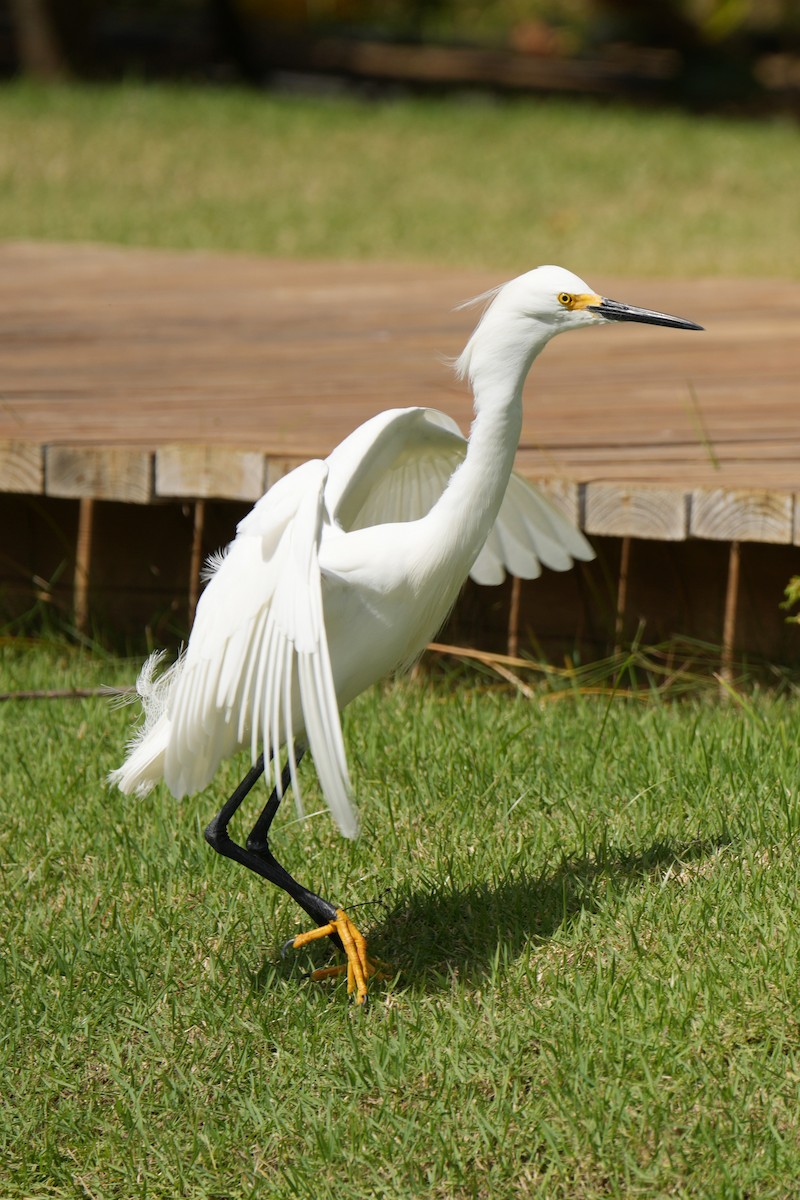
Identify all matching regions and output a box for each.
[614,535,632,656]
[188,499,206,626]
[73,497,94,636]
[507,574,522,659]
[720,540,741,689]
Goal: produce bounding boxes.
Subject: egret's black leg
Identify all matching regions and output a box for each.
[204,749,380,1003]
[203,750,337,930]
[245,746,305,856]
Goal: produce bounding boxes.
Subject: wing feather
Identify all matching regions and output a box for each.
[161,459,357,837]
[325,406,592,586]
[114,406,592,836]
[470,527,509,586]
[481,474,594,584]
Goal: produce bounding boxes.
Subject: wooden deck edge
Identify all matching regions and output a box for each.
[1,441,798,545]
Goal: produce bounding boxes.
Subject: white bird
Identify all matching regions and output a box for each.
[111,265,701,1003]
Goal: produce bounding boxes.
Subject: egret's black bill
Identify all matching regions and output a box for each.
[589,298,703,331]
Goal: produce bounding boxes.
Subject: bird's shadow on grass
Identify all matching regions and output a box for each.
[255,834,729,996]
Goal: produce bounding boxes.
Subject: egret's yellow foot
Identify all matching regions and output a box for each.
[292,908,386,1005]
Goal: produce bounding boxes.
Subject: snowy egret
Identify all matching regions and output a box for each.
[112,265,701,1003]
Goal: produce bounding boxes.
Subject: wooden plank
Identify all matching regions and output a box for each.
[720,540,741,688]
[690,488,793,543]
[261,37,678,98]
[46,446,153,503]
[526,477,581,527]
[507,574,522,659]
[0,441,43,493]
[1,242,799,533]
[156,445,267,501]
[584,484,687,540]
[614,535,632,654]
[188,499,205,625]
[73,497,94,636]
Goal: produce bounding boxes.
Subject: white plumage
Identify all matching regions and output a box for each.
[112,265,700,845]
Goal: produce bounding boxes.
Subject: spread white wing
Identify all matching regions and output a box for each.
[471,473,593,585]
[112,405,593,838]
[112,459,358,837]
[327,407,594,583]
[163,459,356,836]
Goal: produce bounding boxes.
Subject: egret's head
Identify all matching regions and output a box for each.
[456,264,702,390]
[504,264,704,334]
[501,264,603,332]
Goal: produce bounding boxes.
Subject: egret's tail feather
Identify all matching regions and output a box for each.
[108,651,184,796]
[108,714,170,796]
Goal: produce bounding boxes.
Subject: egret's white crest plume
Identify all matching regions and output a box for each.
[112,264,702,1003]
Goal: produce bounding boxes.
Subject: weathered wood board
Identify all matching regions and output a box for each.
[1,242,798,544]
[1,242,799,662]
[0,241,797,504]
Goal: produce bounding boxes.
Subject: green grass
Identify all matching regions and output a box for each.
[2,640,800,1198]
[0,80,797,277]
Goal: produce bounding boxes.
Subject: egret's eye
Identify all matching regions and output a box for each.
[558,292,574,309]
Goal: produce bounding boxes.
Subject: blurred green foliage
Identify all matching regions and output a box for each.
[11,0,800,105]
[219,0,800,104]
[241,0,800,46]
[781,578,800,625]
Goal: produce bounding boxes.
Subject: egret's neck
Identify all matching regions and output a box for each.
[432,318,551,566]
[448,393,523,528]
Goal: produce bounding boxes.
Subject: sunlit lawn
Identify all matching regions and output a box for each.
[2,75,800,1199]
[0,80,797,277]
[2,641,800,1198]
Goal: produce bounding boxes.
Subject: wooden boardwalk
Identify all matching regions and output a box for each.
[1,241,798,658]
[2,241,799,536]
